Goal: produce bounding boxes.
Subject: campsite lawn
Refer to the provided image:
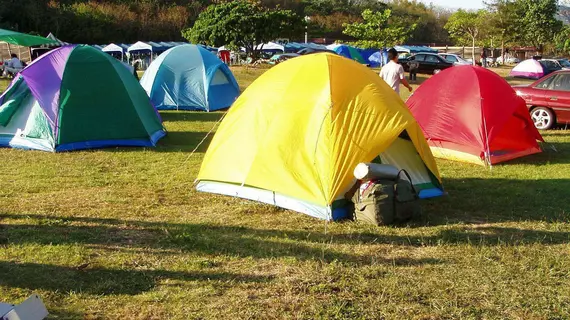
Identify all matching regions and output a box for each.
[1,67,569,319]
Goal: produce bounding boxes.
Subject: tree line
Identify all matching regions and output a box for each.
[0,0,566,56]
[0,0,451,45]
[445,0,565,56]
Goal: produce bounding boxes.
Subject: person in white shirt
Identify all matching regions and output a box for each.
[2,54,24,77]
[379,48,412,94]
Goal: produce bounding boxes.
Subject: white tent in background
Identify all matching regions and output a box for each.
[46,33,68,47]
[102,43,125,60]
[255,42,284,51]
[218,45,246,52]
[127,41,152,53]
[30,32,69,60]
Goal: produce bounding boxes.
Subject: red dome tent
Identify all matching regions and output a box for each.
[406,66,544,166]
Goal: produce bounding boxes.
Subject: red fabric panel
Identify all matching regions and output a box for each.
[407,66,543,162]
[407,66,484,150]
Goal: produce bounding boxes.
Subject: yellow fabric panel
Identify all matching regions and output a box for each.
[406,125,442,180]
[327,56,417,201]
[197,53,441,207]
[430,146,485,166]
[198,55,333,205]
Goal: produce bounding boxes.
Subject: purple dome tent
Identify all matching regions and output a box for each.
[0,45,165,152]
[509,59,545,79]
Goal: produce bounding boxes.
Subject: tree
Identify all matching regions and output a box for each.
[390,0,451,44]
[182,0,303,58]
[342,9,416,48]
[513,0,562,52]
[553,25,570,56]
[445,10,488,65]
[486,0,518,63]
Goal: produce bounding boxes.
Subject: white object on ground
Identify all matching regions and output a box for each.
[1,294,48,320]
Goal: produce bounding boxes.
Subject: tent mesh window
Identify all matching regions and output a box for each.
[210,69,230,86]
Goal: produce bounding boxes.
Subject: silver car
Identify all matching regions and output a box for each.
[439,53,471,66]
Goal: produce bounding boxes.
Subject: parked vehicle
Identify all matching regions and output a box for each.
[555,58,570,69]
[439,53,471,66]
[539,59,563,76]
[556,58,570,68]
[401,53,453,74]
[514,70,570,129]
[297,48,337,55]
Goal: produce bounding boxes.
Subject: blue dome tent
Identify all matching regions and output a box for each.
[357,48,382,67]
[140,44,240,111]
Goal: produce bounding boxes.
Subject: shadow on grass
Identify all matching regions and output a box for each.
[0,260,271,296]
[408,74,430,86]
[159,111,225,123]
[1,214,445,266]
[486,142,570,165]
[423,178,570,225]
[154,131,213,152]
[2,211,569,253]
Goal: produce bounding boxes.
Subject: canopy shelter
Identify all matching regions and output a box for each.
[284,42,304,52]
[407,66,543,165]
[162,42,187,48]
[196,53,443,221]
[140,44,240,111]
[128,41,154,69]
[0,28,56,47]
[285,42,328,53]
[148,41,166,53]
[128,41,152,54]
[218,46,246,52]
[102,43,126,60]
[158,42,174,50]
[0,28,56,62]
[0,45,165,152]
[45,33,68,47]
[394,45,438,54]
[30,33,71,60]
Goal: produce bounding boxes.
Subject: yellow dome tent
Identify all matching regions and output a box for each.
[196,53,443,221]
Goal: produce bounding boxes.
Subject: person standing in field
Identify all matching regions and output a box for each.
[481,48,488,68]
[379,48,413,94]
[408,58,419,82]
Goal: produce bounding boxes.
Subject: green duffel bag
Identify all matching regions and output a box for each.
[352,180,395,225]
[352,170,421,226]
[393,170,421,223]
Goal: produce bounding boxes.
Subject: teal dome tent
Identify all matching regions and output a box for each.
[140,44,240,111]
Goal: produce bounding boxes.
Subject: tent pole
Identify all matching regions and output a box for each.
[481,98,492,169]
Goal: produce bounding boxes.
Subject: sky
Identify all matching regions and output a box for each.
[418,0,485,9]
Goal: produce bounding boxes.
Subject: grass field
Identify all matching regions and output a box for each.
[1,66,569,319]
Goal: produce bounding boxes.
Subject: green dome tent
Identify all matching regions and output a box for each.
[0,45,166,152]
